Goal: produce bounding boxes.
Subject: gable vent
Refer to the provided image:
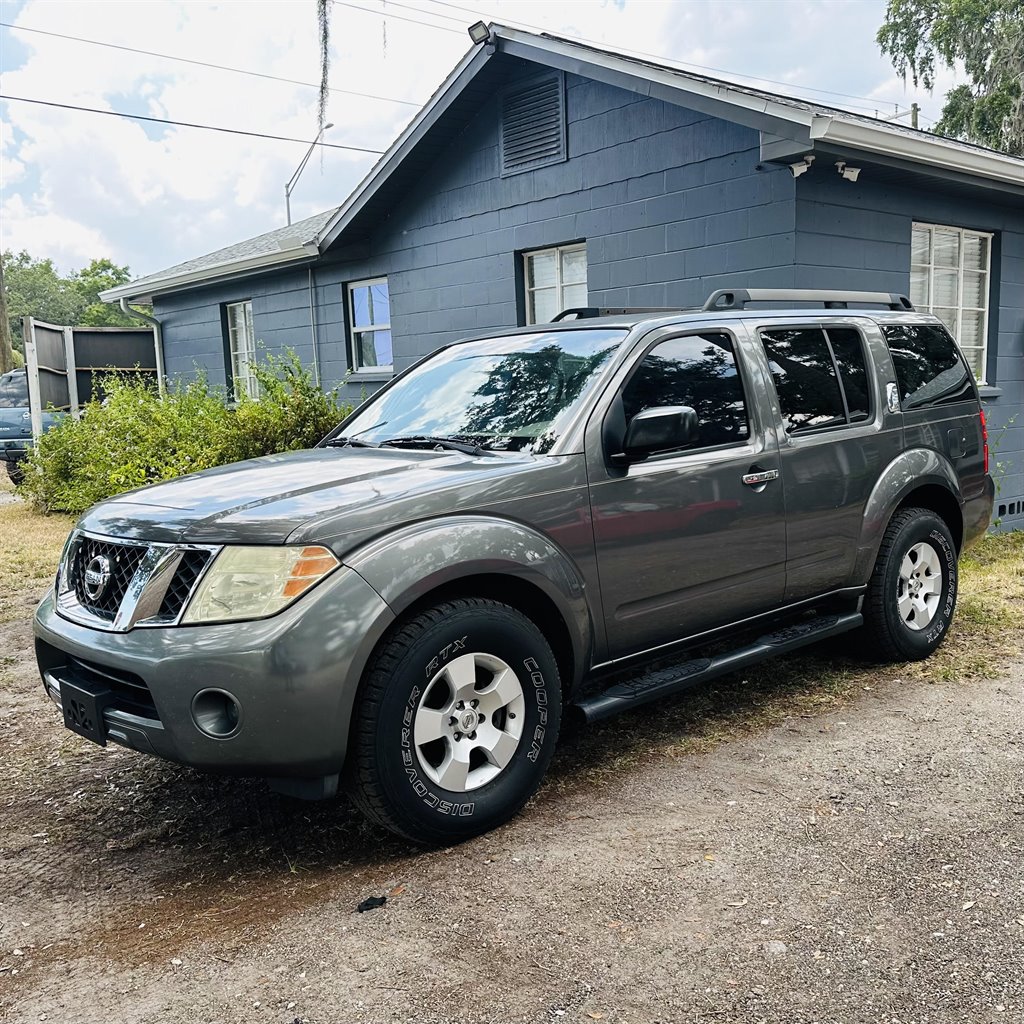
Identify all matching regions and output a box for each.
[500,73,566,176]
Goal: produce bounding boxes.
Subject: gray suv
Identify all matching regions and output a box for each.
[34,289,994,843]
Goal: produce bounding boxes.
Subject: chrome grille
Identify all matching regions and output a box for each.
[157,549,212,619]
[57,531,220,632]
[70,538,148,621]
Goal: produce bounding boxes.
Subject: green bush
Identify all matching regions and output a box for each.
[21,351,352,514]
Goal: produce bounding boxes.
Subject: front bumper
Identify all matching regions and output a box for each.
[34,566,395,779]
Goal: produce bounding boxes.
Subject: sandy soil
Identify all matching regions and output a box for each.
[1,547,1022,1023]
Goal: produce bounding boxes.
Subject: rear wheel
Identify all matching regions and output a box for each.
[6,460,24,486]
[864,507,958,661]
[344,598,561,844]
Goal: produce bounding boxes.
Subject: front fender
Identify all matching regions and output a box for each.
[342,514,593,691]
[854,448,963,583]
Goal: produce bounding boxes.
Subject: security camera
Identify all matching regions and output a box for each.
[836,161,861,182]
[789,154,815,178]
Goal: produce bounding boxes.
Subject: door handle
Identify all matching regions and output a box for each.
[742,469,779,486]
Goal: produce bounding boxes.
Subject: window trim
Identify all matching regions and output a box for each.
[522,242,588,325]
[758,324,875,437]
[223,299,258,401]
[346,276,393,376]
[910,221,993,384]
[608,327,754,462]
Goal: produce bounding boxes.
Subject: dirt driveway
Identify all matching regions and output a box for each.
[1,496,1022,1023]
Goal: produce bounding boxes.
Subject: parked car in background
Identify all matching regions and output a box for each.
[34,289,994,844]
[0,368,60,484]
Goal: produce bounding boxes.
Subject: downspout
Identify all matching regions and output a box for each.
[119,298,166,395]
[308,266,322,386]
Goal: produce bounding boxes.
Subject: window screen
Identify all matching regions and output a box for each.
[621,332,749,450]
[882,324,973,409]
[761,329,846,433]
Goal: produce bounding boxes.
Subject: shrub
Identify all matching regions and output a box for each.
[21,352,352,514]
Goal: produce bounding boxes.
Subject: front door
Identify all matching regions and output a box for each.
[587,328,787,661]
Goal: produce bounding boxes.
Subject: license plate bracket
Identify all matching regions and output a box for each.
[61,676,111,747]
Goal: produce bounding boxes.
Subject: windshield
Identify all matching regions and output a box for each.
[336,328,627,453]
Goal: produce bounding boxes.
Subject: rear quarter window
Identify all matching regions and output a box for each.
[883,324,974,408]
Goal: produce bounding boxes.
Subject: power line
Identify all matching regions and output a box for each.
[395,0,930,118]
[0,21,422,108]
[0,94,387,153]
[332,0,467,36]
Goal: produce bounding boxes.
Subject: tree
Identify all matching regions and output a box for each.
[2,251,139,347]
[877,1,1024,155]
[0,253,15,373]
[71,258,135,327]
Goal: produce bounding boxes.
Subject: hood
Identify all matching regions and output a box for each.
[77,446,547,546]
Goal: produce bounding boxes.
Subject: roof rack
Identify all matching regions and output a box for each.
[551,306,685,321]
[702,289,914,312]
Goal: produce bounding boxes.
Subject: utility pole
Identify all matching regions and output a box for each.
[911,103,920,129]
[0,252,14,374]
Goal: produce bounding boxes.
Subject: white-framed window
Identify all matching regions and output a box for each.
[910,222,992,382]
[523,243,588,324]
[225,300,258,399]
[347,278,392,373]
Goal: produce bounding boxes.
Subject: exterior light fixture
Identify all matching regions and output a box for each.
[836,161,861,182]
[789,154,815,178]
[468,21,491,45]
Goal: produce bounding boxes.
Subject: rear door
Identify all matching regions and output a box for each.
[586,325,786,660]
[753,319,904,601]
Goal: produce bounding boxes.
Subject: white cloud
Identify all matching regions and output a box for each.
[0,0,964,278]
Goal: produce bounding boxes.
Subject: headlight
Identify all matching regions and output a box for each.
[182,545,340,624]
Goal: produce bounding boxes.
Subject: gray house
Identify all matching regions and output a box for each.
[104,24,1024,526]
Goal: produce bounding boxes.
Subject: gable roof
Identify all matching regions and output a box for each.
[105,23,1024,304]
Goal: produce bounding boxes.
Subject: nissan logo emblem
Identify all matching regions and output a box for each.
[83,555,112,601]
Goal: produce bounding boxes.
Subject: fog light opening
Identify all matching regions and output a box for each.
[191,689,241,739]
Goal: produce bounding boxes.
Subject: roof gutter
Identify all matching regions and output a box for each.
[100,241,321,305]
[809,115,1024,190]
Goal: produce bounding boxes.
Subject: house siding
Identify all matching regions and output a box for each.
[795,178,1024,524]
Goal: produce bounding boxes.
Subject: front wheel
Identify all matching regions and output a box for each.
[344,598,561,844]
[864,507,958,662]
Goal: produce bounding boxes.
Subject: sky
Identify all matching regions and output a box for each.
[0,0,963,282]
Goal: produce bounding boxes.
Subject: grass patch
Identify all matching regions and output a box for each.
[0,482,74,624]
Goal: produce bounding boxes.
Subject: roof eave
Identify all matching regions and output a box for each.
[100,242,321,305]
[809,115,1024,192]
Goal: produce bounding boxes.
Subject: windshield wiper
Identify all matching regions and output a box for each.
[379,435,488,456]
[322,436,380,448]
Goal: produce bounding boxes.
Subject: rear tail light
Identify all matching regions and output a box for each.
[980,408,989,474]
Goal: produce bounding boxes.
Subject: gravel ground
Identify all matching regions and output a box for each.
[2,609,1022,1024]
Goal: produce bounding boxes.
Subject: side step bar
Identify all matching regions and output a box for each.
[574,611,863,723]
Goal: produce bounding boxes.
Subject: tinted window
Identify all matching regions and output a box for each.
[761,329,846,433]
[826,327,871,422]
[621,332,749,449]
[0,371,28,409]
[883,324,973,408]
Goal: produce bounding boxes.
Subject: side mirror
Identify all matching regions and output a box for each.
[617,405,699,462]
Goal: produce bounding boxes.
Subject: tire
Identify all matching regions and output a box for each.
[864,507,958,662]
[6,461,24,486]
[344,597,562,844]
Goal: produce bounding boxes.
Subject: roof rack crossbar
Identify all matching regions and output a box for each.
[552,306,684,321]
[702,289,914,312]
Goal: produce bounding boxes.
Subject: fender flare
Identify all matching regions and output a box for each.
[854,448,964,583]
[341,514,593,691]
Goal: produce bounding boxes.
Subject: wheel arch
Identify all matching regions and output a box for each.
[855,449,965,583]
[342,515,593,696]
